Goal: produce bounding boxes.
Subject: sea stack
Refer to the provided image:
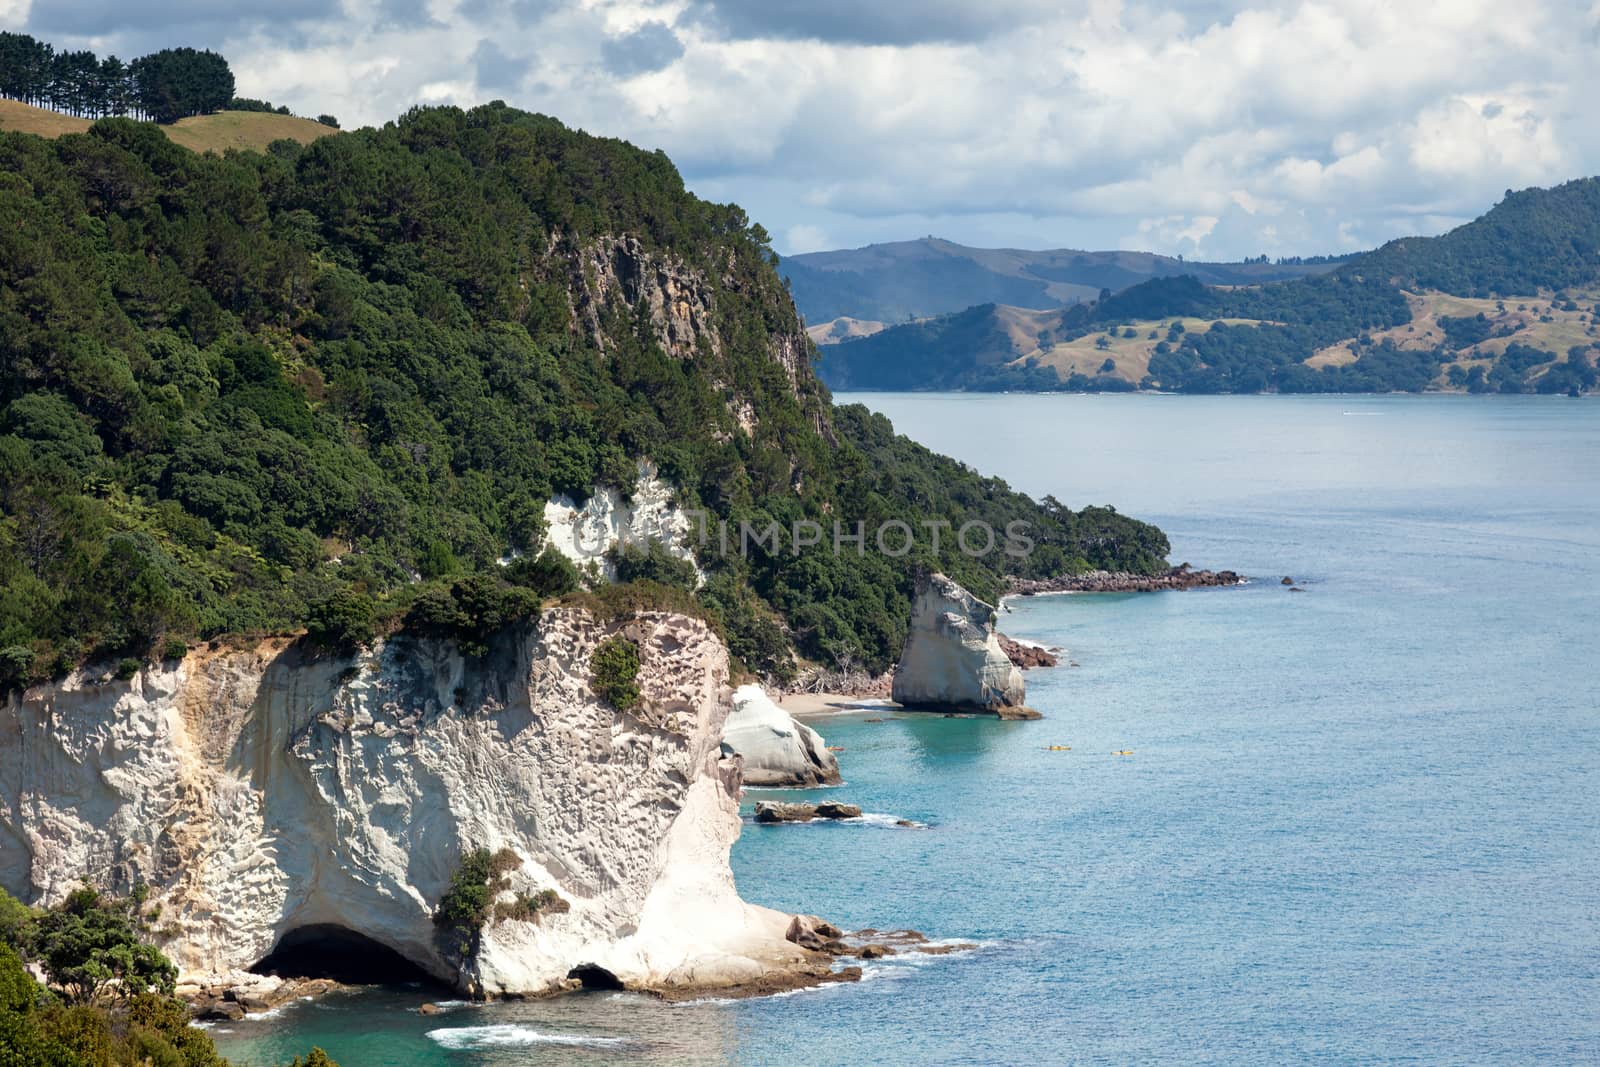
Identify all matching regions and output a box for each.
[721,684,842,787]
[891,573,1037,718]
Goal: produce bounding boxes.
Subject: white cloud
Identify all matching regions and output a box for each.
[23,0,1600,259]
[783,224,831,254]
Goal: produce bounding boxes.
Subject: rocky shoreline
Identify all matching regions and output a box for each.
[1006,566,1245,596]
[997,634,1059,669]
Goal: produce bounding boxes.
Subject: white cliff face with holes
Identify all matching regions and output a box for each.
[541,462,703,583]
[0,610,818,997]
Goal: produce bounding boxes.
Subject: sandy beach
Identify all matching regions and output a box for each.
[775,693,897,719]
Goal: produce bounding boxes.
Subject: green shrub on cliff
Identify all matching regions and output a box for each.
[590,635,642,710]
[433,847,520,962]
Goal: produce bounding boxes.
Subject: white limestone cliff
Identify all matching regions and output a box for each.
[541,462,703,584]
[720,684,840,788]
[0,610,828,998]
[891,572,1036,718]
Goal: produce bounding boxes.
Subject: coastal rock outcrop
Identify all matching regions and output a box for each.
[997,634,1059,670]
[721,684,840,787]
[753,801,863,824]
[891,573,1035,718]
[1006,566,1244,595]
[0,610,832,1000]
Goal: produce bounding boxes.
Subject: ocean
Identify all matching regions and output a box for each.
[214,393,1599,1065]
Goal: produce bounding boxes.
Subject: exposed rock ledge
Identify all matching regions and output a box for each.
[721,685,840,787]
[0,610,840,1002]
[997,634,1059,670]
[891,573,1038,719]
[1007,566,1245,596]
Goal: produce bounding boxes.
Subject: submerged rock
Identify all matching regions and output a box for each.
[892,573,1034,717]
[721,684,841,787]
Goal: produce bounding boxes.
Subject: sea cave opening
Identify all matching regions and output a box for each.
[250,924,435,986]
[566,963,625,991]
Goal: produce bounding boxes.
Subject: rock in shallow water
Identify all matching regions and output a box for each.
[892,573,1032,716]
[721,684,841,787]
[754,801,863,823]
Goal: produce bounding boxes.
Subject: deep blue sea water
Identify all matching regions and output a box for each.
[214,394,1599,1066]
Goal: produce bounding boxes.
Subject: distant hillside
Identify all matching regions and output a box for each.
[817,181,1600,396]
[0,98,339,153]
[784,236,1349,325]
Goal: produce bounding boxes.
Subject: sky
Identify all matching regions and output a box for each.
[6,0,1598,261]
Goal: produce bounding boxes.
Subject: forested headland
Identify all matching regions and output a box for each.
[814,179,1600,395]
[0,104,1171,693]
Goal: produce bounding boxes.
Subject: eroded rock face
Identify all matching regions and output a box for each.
[560,235,823,436]
[891,573,1031,716]
[540,461,702,583]
[721,685,840,787]
[0,611,820,999]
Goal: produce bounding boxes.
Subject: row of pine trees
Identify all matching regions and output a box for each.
[0,33,234,124]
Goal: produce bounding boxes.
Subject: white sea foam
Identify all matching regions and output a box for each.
[426,1024,631,1050]
[748,811,924,828]
[843,812,926,829]
[237,1007,285,1021]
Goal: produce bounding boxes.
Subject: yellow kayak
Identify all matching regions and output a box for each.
[1113,749,1135,756]
[1045,745,1072,751]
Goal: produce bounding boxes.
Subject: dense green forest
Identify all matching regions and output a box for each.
[816,179,1600,394]
[0,104,1169,691]
[1355,178,1600,295]
[0,34,234,123]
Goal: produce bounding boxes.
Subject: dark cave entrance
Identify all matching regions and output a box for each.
[250,924,436,986]
[566,963,625,990]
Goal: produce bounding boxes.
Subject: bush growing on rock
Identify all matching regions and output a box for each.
[433,847,521,961]
[590,635,641,710]
[493,888,570,924]
[0,889,336,1066]
[305,589,377,651]
[32,885,176,1005]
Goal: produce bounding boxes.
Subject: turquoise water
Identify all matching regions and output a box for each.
[215,395,1599,1065]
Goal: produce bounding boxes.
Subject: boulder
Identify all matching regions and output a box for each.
[721,685,841,787]
[418,1002,445,1016]
[858,944,893,959]
[785,915,844,952]
[754,801,862,823]
[812,802,863,820]
[754,801,817,823]
[193,998,245,1022]
[892,573,1031,716]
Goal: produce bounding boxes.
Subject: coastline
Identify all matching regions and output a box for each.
[1004,567,1245,598]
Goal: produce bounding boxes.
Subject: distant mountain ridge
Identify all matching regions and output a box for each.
[813,179,1600,396]
[783,236,1349,325]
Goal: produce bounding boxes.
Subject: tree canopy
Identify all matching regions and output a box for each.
[0,103,1169,689]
